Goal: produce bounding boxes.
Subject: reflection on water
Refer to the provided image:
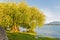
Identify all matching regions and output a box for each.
[35,25,60,38]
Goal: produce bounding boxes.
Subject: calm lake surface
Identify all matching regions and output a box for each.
[35,25,60,38]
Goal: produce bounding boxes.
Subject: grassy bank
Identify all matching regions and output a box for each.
[7,32,60,40]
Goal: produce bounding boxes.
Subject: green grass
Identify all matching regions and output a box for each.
[7,32,60,40]
[37,37,60,40]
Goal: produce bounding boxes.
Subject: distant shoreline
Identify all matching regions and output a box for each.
[45,24,60,25]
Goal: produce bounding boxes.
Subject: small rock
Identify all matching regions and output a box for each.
[0,26,8,40]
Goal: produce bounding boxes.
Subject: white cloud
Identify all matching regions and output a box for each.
[40,8,54,24]
[0,0,4,2]
[40,8,60,24]
[55,6,60,9]
[41,8,53,17]
[0,0,16,2]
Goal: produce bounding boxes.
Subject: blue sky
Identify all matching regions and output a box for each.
[0,0,60,23]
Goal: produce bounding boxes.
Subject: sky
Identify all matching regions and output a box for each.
[0,0,60,24]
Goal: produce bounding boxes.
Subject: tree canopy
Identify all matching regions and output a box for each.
[0,2,45,32]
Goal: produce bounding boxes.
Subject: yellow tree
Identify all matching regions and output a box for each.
[6,3,20,32]
[0,3,20,32]
[28,7,45,32]
[0,2,45,33]
[0,3,12,31]
[17,2,45,33]
[17,2,31,28]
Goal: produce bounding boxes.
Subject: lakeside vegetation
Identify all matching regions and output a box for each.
[7,32,60,40]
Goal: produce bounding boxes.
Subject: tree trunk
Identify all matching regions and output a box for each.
[26,28,36,36]
[11,25,20,32]
[29,29,35,33]
[26,28,35,33]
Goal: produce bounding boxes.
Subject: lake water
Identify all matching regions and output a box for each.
[35,25,60,38]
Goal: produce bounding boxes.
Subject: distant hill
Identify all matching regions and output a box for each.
[46,21,60,25]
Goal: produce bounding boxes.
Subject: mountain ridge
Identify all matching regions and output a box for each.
[46,21,60,24]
